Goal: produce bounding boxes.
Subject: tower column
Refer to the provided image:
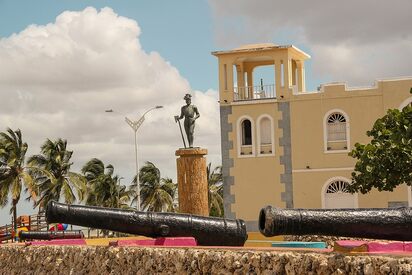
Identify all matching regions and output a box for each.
[236,64,246,99]
[246,67,254,99]
[297,60,305,93]
[275,60,282,98]
[176,148,209,216]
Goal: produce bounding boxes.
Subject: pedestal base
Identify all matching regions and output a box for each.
[175,148,208,216]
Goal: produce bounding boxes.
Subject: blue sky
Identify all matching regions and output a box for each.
[0,0,217,91]
[0,0,411,225]
[2,1,411,95]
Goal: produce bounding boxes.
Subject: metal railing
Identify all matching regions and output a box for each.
[0,211,130,243]
[0,212,48,243]
[234,84,276,101]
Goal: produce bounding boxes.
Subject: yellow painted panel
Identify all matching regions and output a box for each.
[85,236,151,246]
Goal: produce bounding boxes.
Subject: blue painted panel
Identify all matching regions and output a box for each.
[271,241,326,249]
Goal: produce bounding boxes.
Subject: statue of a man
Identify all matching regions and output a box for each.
[175,94,200,148]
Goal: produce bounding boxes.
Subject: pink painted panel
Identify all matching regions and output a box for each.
[404,242,412,252]
[335,240,412,253]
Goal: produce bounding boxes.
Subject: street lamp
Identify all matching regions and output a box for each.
[105,105,163,210]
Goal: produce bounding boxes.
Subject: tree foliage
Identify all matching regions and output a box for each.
[131,161,177,212]
[82,158,131,208]
[0,126,227,225]
[0,128,37,234]
[207,163,224,217]
[28,138,86,208]
[349,104,412,193]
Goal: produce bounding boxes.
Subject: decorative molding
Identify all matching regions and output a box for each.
[323,149,350,154]
[320,76,412,92]
[231,99,278,106]
[278,102,293,208]
[293,167,354,173]
[220,106,236,219]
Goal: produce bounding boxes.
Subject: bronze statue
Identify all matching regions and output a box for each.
[175,94,200,148]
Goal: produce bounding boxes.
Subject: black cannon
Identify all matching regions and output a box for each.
[259,206,412,241]
[0,234,12,242]
[19,230,84,241]
[46,201,248,246]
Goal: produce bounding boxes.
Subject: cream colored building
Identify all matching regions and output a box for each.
[212,43,412,231]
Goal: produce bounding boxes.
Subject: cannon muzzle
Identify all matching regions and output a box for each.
[259,206,412,241]
[46,201,247,246]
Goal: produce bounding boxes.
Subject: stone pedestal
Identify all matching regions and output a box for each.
[175,148,209,216]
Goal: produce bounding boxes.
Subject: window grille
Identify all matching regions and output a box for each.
[326,180,350,194]
[327,113,347,142]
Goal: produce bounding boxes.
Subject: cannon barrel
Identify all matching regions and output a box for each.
[0,234,12,242]
[19,230,84,240]
[46,201,247,246]
[259,206,412,241]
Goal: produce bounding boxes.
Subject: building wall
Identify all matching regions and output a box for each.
[225,101,285,230]
[290,79,412,209]
[293,170,353,208]
[215,45,412,230]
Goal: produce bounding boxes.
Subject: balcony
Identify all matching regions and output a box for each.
[234,84,275,101]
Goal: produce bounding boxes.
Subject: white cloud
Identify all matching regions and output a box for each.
[209,0,412,86]
[0,7,221,221]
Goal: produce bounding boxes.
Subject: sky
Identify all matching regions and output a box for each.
[1,0,411,224]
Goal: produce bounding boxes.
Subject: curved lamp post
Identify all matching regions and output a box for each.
[106,105,163,210]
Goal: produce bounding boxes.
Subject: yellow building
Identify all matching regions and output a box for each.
[212,43,412,231]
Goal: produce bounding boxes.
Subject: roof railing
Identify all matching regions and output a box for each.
[234,84,276,101]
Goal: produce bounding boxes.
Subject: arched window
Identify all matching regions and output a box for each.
[324,110,349,152]
[325,180,350,194]
[257,115,274,156]
[322,177,358,208]
[241,119,252,145]
[237,116,255,157]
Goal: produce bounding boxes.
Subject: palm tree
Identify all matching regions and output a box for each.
[207,163,224,217]
[0,128,37,236]
[28,138,85,209]
[130,161,176,212]
[114,182,132,209]
[82,158,131,208]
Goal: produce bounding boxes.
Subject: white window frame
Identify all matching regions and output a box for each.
[321,176,358,209]
[237,115,255,158]
[256,114,275,157]
[323,109,350,153]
